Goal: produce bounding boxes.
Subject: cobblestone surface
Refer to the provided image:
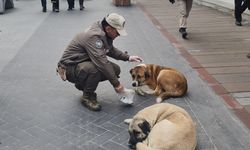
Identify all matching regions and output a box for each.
[0,0,250,150]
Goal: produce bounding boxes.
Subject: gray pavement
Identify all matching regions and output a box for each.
[0,0,250,150]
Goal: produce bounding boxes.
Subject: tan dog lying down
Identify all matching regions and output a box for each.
[130,64,188,103]
[125,103,196,150]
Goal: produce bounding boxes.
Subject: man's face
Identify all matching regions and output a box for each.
[105,26,120,40]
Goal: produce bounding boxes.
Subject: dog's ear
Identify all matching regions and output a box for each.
[145,71,150,78]
[130,69,133,75]
[138,120,151,134]
[124,118,133,125]
[144,67,151,78]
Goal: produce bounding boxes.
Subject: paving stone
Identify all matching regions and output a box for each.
[213,73,250,83]
[236,97,250,105]
[102,122,124,133]
[206,66,250,74]
[63,123,87,136]
[233,92,250,98]
[4,127,34,144]
[26,126,58,144]
[223,82,250,92]
[111,130,130,146]
[102,140,128,150]
[80,141,107,150]
[59,142,82,150]
[92,131,116,145]
[82,123,107,135]
[44,125,69,138]
[36,143,60,150]
[245,105,250,114]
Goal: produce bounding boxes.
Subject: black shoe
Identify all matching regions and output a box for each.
[67,7,73,11]
[179,27,188,39]
[247,53,250,59]
[81,92,102,111]
[235,21,242,26]
[54,8,59,12]
[42,7,47,12]
[80,6,85,10]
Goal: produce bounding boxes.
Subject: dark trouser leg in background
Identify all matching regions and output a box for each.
[79,0,85,10]
[234,0,248,26]
[52,0,59,12]
[41,0,47,12]
[177,0,193,39]
[67,0,74,10]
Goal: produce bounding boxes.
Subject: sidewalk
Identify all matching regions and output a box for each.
[136,0,250,130]
[0,0,250,150]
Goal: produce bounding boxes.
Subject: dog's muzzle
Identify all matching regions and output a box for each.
[132,81,139,87]
[128,138,137,150]
[128,143,136,150]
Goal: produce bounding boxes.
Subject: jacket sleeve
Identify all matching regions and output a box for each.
[82,36,120,88]
[107,46,130,61]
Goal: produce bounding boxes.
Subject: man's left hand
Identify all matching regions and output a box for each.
[129,56,143,62]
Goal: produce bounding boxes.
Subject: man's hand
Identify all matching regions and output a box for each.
[117,88,135,104]
[56,66,67,81]
[129,56,143,62]
[169,0,175,4]
[115,84,124,93]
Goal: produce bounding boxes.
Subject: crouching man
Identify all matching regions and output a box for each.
[57,13,142,111]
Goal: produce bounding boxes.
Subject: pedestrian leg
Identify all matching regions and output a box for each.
[79,0,85,10]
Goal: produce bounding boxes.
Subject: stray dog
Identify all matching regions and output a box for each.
[130,64,187,103]
[124,103,196,150]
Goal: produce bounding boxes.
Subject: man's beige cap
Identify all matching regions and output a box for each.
[105,13,127,36]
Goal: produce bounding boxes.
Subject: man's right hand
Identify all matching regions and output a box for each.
[169,0,175,4]
[56,66,67,81]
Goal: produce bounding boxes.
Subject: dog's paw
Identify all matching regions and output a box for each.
[124,118,132,125]
[144,91,154,95]
[135,88,145,96]
[136,142,145,149]
[156,97,162,103]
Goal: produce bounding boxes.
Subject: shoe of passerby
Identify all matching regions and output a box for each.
[235,21,242,26]
[179,27,188,39]
[68,7,73,11]
[247,53,250,59]
[53,8,59,12]
[42,7,47,12]
[81,92,102,111]
[118,88,135,105]
[80,6,85,10]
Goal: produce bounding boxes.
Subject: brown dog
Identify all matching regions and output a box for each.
[125,103,196,150]
[130,64,188,103]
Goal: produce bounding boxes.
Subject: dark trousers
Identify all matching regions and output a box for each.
[52,0,59,10]
[41,0,46,8]
[235,0,248,22]
[66,61,120,94]
[79,0,84,7]
[67,0,74,9]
